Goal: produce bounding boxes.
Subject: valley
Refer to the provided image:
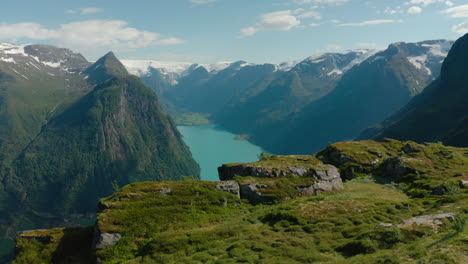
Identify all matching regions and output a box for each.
[0,5,467,261]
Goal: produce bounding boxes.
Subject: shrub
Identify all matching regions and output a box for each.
[452,213,467,234]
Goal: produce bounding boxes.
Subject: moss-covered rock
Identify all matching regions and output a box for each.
[219,155,344,203]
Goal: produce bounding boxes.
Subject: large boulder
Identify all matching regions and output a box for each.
[93,226,122,250]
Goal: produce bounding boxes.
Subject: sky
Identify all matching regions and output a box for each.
[0,0,467,63]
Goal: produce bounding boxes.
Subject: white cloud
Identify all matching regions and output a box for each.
[310,23,320,27]
[452,21,468,34]
[405,0,455,7]
[191,0,217,4]
[405,0,436,6]
[338,19,400,26]
[0,20,183,56]
[241,27,258,37]
[241,10,301,37]
[442,4,468,18]
[66,7,102,15]
[407,6,422,14]
[297,11,321,19]
[328,19,341,23]
[0,23,59,40]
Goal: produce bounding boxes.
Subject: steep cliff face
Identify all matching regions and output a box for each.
[361,34,468,147]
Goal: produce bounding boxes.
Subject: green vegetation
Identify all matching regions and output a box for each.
[13,139,468,263]
[14,227,95,264]
[318,139,468,197]
[174,112,211,126]
[0,51,200,259]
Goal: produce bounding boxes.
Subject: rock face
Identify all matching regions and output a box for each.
[216,181,241,198]
[93,227,122,250]
[381,157,418,181]
[240,184,272,203]
[399,213,455,230]
[218,155,344,203]
[460,180,468,188]
[378,213,455,230]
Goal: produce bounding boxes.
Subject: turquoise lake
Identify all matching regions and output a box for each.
[178,125,265,181]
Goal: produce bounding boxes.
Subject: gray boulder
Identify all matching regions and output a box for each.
[216,181,240,198]
[239,184,272,203]
[93,226,122,250]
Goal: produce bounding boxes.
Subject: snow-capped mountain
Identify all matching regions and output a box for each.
[0,43,90,78]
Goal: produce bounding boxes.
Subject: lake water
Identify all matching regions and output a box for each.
[178,125,265,181]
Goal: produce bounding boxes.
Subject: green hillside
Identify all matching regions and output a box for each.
[13,139,468,264]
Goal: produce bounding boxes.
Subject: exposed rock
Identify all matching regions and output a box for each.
[317,146,356,166]
[239,184,272,204]
[16,231,52,244]
[218,165,287,180]
[460,180,468,188]
[377,223,394,227]
[399,213,455,229]
[378,213,455,230]
[98,201,111,211]
[93,227,122,250]
[297,165,344,195]
[402,143,419,154]
[382,157,417,180]
[216,181,240,198]
[159,187,171,196]
[432,185,446,195]
[219,159,343,203]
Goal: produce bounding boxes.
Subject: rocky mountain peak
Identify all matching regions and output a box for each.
[84,51,128,83]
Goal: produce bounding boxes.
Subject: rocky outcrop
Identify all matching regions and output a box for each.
[93,226,122,251]
[460,180,468,188]
[379,213,455,230]
[218,157,344,203]
[216,181,240,198]
[296,165,343,195]
[239,184,272,203]
[381,157,418,181]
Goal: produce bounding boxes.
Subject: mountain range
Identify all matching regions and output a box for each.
[360,34,468,147]
[122,39,454,154]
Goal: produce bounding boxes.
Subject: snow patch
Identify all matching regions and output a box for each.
[407,55,432,75]
[0,43,27,56]
[10,67,29,80]
[327,69,343,76]
[0,57,15,63]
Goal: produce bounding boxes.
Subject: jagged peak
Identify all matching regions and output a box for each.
[84,51,128,83]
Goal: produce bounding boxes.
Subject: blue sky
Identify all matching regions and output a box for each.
[0,0,467,63]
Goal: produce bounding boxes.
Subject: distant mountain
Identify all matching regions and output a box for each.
[0,43,199,257]
[360,34,468,147]
[212,50,378,137]
[265,39,454,154]
[123,50,378,121]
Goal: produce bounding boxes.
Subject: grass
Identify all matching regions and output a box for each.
[174,112,211,126]
[12,139,468,263]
